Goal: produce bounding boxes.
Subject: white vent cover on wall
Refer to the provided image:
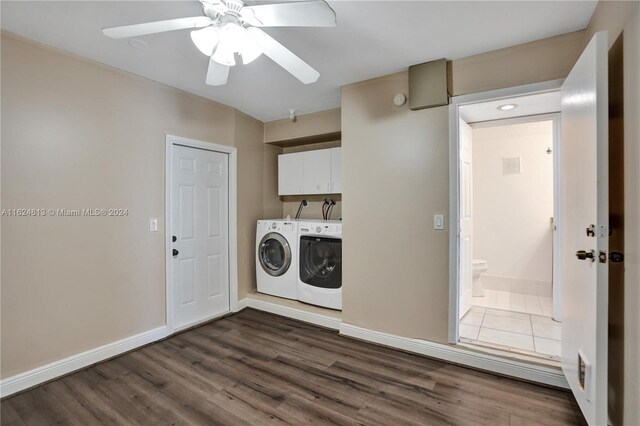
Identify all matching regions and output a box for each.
[502,157,522,175]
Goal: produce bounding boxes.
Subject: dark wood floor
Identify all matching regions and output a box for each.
[2,309,585,426]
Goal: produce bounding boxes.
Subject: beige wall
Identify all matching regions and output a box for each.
[473,122,554,283]
[341,73,450,342]
[263,108,340,145]
[587,2,640,425]
[234,111,275,299]
[262,144,283,219]
[449,30,586,96]
[339,31,587,344]
[0,33,279,378]
[282,196,342,221]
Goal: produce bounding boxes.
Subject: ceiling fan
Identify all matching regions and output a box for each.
[102,0,336,86]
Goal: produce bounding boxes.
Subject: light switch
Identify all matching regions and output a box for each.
[149,218,158,232]
[434,214,445,230]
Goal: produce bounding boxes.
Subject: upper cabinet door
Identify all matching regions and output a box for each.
[330,148,342,194]
[302,149,331,194]
[278,153,303,195]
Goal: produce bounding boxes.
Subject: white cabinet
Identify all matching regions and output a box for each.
[278,147,342,195]
[330,147,342,194]
[302,149,331,194]
[278,153,303,195]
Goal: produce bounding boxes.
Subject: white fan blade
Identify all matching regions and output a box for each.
[252,28,320,84]
[103,17,212,39]
[206,57,230,86]
[241,0,336,27]
[255,29,319,84]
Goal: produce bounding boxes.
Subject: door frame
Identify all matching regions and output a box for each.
[165,134,238,334]
[448,80,564,343]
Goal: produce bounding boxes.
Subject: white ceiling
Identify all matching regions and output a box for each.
[460,91,561,124]
[1,1,596,122]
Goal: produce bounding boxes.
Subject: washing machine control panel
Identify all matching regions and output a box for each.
[257,220,296,233]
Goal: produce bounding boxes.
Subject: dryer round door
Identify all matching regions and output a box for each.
[258,232,292,277]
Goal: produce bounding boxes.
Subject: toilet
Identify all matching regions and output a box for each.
[472,260,488,297]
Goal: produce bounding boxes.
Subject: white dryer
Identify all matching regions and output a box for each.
[256,220,298,300]
[297,220,342,310]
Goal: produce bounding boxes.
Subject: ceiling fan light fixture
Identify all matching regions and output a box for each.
[190,26,219,56]
[211,44,236,66]
[219,23,246,54]
[241,27,264,64]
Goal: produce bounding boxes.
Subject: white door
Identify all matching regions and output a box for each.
[459,118,473,320]
[330,147,342,194]
[278,153,303,195]
[302,149,331,194]
[560,31,608,426]
[172,144,230,330]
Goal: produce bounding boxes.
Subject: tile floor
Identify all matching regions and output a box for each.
[460,306,561,358]
[471,289,554,317]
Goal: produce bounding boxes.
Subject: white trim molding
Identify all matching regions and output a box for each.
[1,326,168,398]
[235,298,249,312]
[448,80,564,344]
[240,297,341,330]
[339,323,569,389]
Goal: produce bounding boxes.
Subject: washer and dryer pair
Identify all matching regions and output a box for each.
[256,219,342,310]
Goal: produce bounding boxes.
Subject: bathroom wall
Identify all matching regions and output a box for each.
[472,121,554,292]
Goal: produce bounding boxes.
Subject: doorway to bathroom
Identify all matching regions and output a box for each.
[451,85,563,362]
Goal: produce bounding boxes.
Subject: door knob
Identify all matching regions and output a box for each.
[576,250,595,262]
[172,249,179,257]
[609,252,624,263]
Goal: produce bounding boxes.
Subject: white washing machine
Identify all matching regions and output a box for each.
[297,220,342,310]
[256,220,298,300]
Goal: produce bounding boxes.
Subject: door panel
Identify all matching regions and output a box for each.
[459,118,473,320]
[207,187,222,237]
[278,153,303,195]
[172,144,230,329]
[302,149,331,194]
[560,31,608,426]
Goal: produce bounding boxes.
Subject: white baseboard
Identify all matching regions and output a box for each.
[235,298,249,312]
[240,297,341,330]
[339,323,569,389]
[1,326,168,398]
[2,302,567,398]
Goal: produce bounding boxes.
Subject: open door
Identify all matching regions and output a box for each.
[560,31,608,426]
[459,118,473,320]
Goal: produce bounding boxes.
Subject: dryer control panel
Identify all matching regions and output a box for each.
[299,221,342,237]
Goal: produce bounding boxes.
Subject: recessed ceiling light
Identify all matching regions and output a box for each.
[128,39,148,49]
[498,103,517,111]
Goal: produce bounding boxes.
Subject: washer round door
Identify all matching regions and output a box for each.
[258,232,292,277]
